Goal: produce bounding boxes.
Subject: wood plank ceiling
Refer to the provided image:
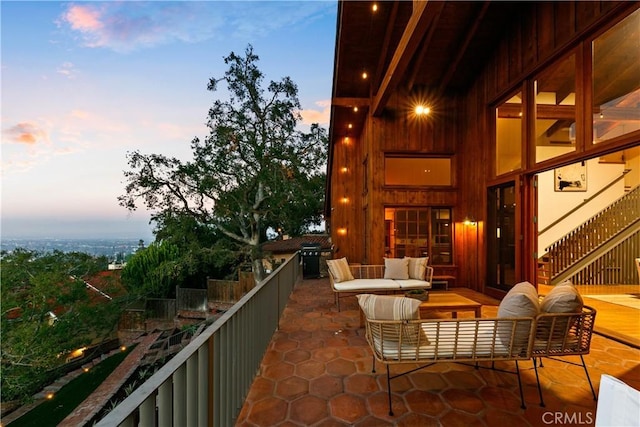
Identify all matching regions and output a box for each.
[330,1,639,143]
[330,1,526,141]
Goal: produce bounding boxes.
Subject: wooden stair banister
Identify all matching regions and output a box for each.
[541,184,640,283]
[539,169,630,235]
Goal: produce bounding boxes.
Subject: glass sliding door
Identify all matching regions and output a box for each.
[488,183,517,291]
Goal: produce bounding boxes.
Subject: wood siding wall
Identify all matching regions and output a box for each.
[329,1,637,290]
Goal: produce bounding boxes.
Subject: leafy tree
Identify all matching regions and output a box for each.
[271,173,326,236]
[153,212,250,280]
[119,45,328,281]
[121,215,248,298]
[0,249,122,402]
[121,241,182,298]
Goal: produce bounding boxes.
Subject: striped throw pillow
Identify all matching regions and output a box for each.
[357,294,429,345]
[405,257,428,280]
[357,294,419,320]
[326,257,354,282]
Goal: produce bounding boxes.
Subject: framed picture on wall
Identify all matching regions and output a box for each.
[554,162,587,192]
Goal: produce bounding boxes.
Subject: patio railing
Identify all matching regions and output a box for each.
[95,253,301,427]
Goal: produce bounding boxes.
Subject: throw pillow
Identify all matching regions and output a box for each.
[405,257,428,280]
[383,258,409,280]
[497,281,539,350]
[497,281,540,318]
[357,294,419,320]
[537,280,584,340]
[540,280,583,313]
[326,258,354,283]
[357,294,430,345]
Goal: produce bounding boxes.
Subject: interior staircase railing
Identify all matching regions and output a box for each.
[539,169,630,235]
[558,227,640,285]
[544,185,640,280]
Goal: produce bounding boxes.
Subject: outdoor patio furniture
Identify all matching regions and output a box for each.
[327,257,433,311]
[359,281,597,415]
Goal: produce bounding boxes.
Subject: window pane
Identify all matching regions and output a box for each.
[592,9,640,144]
[383,207,452,263]
[430,208,452,264]
[535,53,577,163]
[496,92,522,175]
[385,157,451,186]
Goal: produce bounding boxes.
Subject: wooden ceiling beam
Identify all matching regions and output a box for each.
[406,1,446,92]
[437,1,490,95]
[545,119,573,138]
[372,1,433,116]
[333,97,371,107]
[372,1,399,97]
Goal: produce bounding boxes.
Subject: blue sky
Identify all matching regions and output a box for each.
[1,1,336,240]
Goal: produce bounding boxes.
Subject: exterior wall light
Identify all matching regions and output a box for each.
[337,228,348,236]
[463,217,477,226]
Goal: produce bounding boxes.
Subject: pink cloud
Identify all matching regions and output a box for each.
[65,5,104,32]
[58,3,218,53]
[300,100,331,126]
[4,122,48,145]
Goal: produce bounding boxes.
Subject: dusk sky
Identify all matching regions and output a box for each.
[1,1,336,240]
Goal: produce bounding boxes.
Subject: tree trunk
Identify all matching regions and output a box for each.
[252,258,265,283]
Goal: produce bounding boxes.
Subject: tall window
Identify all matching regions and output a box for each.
[496,92,522,175]
[535,53,577,163]
[592,8,640,144]
[384,207,452,264]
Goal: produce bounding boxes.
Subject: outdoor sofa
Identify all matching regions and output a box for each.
[327,257,433,311]
[358,281,597,415]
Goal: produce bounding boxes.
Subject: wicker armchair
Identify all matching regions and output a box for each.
[531,305,598,406]
[363,314,536,415]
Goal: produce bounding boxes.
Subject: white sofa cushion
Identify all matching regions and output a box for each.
[384,258,409,279]
[332,278,401,291]
[373,320,511,361]
[405,256,428,280]
[394,279,432,290]
[326,257,355,283]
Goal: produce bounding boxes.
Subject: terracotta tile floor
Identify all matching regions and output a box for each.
[236,278,640,427]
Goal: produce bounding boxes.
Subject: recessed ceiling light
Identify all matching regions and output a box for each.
[415,105,430,115]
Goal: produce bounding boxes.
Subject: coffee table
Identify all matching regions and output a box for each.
[419,292,482,319]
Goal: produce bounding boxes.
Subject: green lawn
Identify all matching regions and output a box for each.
[9,345,135,427]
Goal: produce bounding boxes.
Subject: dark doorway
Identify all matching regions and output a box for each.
[488,183,517,291]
